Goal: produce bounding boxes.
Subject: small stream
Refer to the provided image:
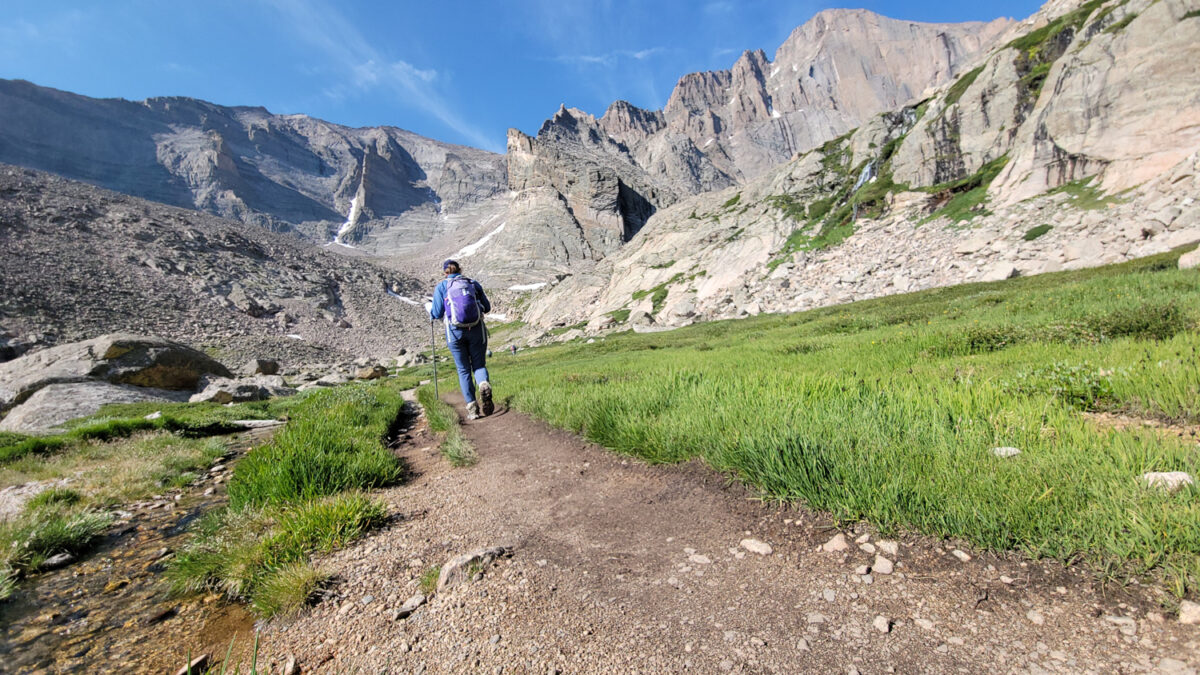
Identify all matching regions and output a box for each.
[0,429,275,674]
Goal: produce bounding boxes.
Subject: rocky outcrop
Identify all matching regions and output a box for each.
[0,79,509,255]
[0,381,189,434]
[0,333,230,413]
[189,374,296,404]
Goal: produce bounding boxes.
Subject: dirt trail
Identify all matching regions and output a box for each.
[263,396,1200,674]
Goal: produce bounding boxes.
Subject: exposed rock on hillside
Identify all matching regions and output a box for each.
[0,166,431,362]
[0,79,509,255]
[517,0,1200,337]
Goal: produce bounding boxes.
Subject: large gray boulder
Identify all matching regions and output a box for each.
[0,333,231,413]
[0,381,189,434]
[189,375,295,404]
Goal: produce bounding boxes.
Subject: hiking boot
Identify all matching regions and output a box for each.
[466,401,480,420]
[478,381,494,416]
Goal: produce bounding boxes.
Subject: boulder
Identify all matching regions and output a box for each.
[629,310,654,326]
[0,334,231,413]
[189,375,295,404]
[356,365,388,380]
[1165,228,1200,249]
[1179,248,1200,270]
[241,359,280,376]
[0,381,189,434]
[980,263,1018,282]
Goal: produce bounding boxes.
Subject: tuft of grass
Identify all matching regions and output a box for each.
[250,562,329,618]
[608,309,632,324]
[0,505,113,574]
[26,487,82,510]
[492,248,1200,595]
[419,565,441,596]
[1024,224,1053,241]
[0,565,15,601]
[722,193,741,209]
[921,155,1010,224]
[226,385,405,508]
[417,386,478,467]
[168,493,384,617]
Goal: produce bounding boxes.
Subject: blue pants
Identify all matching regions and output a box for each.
[445,323,489,403]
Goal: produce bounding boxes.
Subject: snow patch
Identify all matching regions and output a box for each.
[769,105,780,119]
[454,222,506,258]
[386,290,421,306]
[508,282,547,291]
[792,64,798,72]
[703,138,714,148]
[333,191,363,246]
[769,67,780,78]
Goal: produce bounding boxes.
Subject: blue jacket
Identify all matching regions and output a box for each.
[430,274,491,330]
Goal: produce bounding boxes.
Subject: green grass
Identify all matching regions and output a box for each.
[419,565,441,596]
[492,248,1200,596]
[0,503,113,575]
[168,380,405,617]
[1184,9,1200,20]
[417,386,477,467]
[168,493,385,615]
[0,395,306,465]
[944,65,984,108]
[922,155,1010,224]
[1024,224,1053,241]
[1,434,228,507]
[722,194,741,209]
[608,309,632,324]
[1047,177,1118,210]
[226,385,405,508]
[632,273,684,316]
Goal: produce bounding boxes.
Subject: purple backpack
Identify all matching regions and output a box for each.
[443,277,482,328]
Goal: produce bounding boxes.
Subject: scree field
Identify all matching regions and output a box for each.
[491,247,1200,595]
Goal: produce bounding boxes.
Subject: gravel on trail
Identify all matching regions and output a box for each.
[261,396,1200,674]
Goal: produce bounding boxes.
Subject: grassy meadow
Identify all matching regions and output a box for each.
[491,248,1200,596]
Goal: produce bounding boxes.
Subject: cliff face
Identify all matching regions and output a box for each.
[515,0,1200,339]
[0,79,509,255]
[583,10,1014,194]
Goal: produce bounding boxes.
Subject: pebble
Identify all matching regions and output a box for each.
[873,616,891,633]
[999,575,1015,584]
[1026,610,1045,625]
[914,618,935,630]
[796,638,810,651]
[873,555,894,575]
[991,446,1021,458]
[854,565,870,576]
[951,549,971,563]
[877,541,898,556]
[822,533,849,553]
[859,543,876,554]
[1140,472,1194,492]
[1178,600,1200,625]
[740,538,772,556]
[688,554,712,565]
[1104,615,1137,636]
[823,589,836,603]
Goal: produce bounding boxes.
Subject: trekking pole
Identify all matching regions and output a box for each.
[430,319,439,400]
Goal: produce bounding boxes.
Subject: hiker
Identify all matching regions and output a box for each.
[425,260,494,419]
[510,344,517,356]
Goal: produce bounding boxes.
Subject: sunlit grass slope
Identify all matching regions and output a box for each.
[495,248,1200,595]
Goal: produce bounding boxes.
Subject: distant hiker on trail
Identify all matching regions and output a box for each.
[425,260,494,419]
[510,344,517,356]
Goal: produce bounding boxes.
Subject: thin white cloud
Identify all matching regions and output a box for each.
[555,47,666,68]
[260,0,501,152]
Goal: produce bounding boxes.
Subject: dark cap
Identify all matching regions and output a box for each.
[442,259,459,271]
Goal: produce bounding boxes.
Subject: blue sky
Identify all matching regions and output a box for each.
[1,0,1042,154]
